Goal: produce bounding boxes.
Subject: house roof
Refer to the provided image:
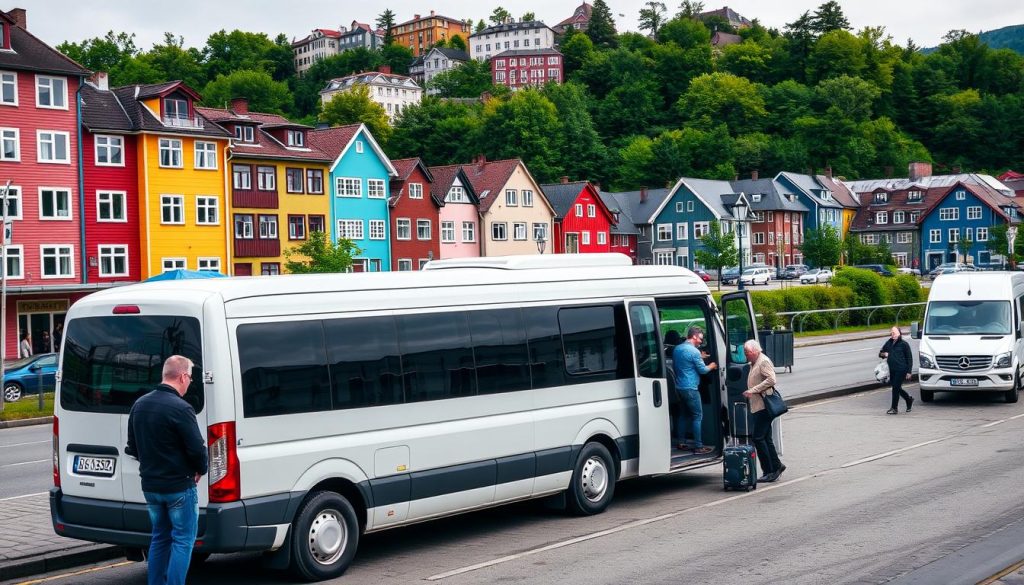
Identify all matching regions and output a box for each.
[817,174,860,208]
[777,171,845,209]
[81,83,133,132]
[539,181,614,223]
[82,81,230,138]
[557,2,592,27]
[460,158,522,214]
[698,6,753,27]
[729,178,809,213]
[492,48,563,58]
[427,164,479,205]
[598,191,641,235]
[845,173,1014,198]
[999,171,1024,182]
[927,180,1020,223]
[599,188,672,232]
[195,106,332,162]
[423,47,470,62]
[389,158,442,207]
[471,21,553,39]
[321,71,421,93]
[0,12,89,76]
[308,124,398,176]
[393,13,466,27]
[672,178,744,221]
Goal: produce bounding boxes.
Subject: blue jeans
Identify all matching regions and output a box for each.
[676,388,704,448]
[144,485,199,585]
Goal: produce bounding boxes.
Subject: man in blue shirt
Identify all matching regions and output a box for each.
[672,326,717,454]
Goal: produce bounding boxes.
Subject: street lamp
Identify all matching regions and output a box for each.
[1008,226,1017,270]
[536,234,547,254]
[731,199,749,291]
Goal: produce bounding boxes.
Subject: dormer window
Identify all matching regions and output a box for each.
[234,125,254,143]
[751,193,761,202]
[0,20,8,50]
[820,190,832,201]
[163,97,188,120]
[874,192,888,204]
[908,190,922,201]
[287,130,305,147]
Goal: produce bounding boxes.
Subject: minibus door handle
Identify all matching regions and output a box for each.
[653,380,663,408]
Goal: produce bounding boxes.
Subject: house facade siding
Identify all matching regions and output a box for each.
[327,130,394,272]
[749,211,803,267]
[390,163,439,270]
[82,130,141,283]
[920,185,1010,270]
[479,165,554,256]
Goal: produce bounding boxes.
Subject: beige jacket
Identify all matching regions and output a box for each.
[746,352,777,413]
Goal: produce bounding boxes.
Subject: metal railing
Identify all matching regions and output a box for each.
[779,302,926,332]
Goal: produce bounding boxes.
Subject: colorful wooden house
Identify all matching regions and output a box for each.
[918,181,1019,269]
[388,158,440,270]
[539,179,616,254]
[309,124,397,272]
[197,99,332,276]
[730,176,808,268]
[427,164,480,259]
[599,188,671,265]
[648,178,751,269]
[460,157,555,257]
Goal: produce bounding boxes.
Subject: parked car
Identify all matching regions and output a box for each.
[739,267,773,286]
[781,264,809,279]
[2,353,58,402]
[928,262,975,280]
[897,267,922,276]
[853,264,894,277]
[800,268,833,284]
[720,266,740,285]
[694,269,712,282]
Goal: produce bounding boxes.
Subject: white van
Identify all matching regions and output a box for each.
[912,272,1024,403]
[50,254,760,580]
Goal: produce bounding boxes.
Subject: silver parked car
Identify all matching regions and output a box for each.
[800,268,833,284]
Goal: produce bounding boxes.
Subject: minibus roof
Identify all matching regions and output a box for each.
[928,272,1024,301]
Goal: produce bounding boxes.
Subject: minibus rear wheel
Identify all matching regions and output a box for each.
[566,442,617,516]
[290,490,360,581]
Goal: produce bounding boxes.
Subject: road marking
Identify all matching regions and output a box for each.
[0,440,49,449]
[840,439,944,468]
[0,491,47,501]
[1,458,49,468]
[978,557,1024,585]
[980,419,1007,428]
[13,561,135,585]
[1010,413,1024,420]
[808,347,875,358]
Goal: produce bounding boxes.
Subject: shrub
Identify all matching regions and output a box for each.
[832,268,886,307]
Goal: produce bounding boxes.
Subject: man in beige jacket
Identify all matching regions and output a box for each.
[742,339,785,482]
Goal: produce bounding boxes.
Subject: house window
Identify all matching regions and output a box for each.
[367,179,386,199]
[491,222,507,241]
[300,169,322,194]
[355,141,364,154]
[308,215,325,233]
[162,258,186,272]
[163,97,188,120]
[654,251,674,265]
[0,127,17,161]
[956,191,966,200]
[908,190,922,201]
[337,219,364,240]
[598,231,607,245]
[2,186,20,219]
[929,229,941,243]
[98,245,129,277]
[396,218,412,240]
[876,211,887,224]
[398,259,413,271]
[693,222,710,239]
[686,201,694,212]
[95,135,123,166]
[893,211,905,224]
[258,215,278,238]
[462,221,476,242]
[513,222,527,241]
[910,211,920,223]
[41,245,74,278]
[948,228,959,243]
[195,196,218,225]
[506,189,518,206]
[874,192,888,203]
[369,219,386,240]
[193,141,217,169]
[198,257,221,272]
[575,203,583,217]
[769,232,776,244]
[257,166,276,190]
[287,130,304,147]
[676,223,688,240]
[2,245,23,279]
[286,168,304,193]
[336,177,361,197]
[234,125,254,142]
[288,215,306,239]
[37,131,69,163]
[966,227,973,242]
[967,206,982,220]
[441,221,455,243]
[582,231,591,245]
[977,227,989,241]
[939,208,959,221]
[234,214,254,238]
[860,234,876,244]
[36,76,67,109]
[657,224,671,240]
[409,183,423,199]
[587,204,596,218]
[416,219,431,240]
[897,232,912,244]
[676,202,683,212]
[158,138,183,168]
[233,164,252,190]
[161,195,184,224]
[97,191,126,222]
[0,71,15,105]
[753,233,765,245]
[39,188,72,220]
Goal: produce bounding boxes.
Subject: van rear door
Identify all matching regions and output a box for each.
[58,311,205,507]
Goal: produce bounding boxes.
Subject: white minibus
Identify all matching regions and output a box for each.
[912,271,1024,403]
[50,254,759,580]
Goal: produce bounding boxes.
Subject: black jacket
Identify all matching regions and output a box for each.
[880,336,914,374]
[126,385,208,494]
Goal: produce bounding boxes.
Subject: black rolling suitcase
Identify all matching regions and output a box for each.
[723,401,757,491]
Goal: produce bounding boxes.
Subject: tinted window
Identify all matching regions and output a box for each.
[61,316,203,414]
[325,316,404,408]
[629,304,662,378]
[398,313,477,402]
[523,306,566,389]
[238,321,330,417]
[468,309,531,394]
[559,306,618,378]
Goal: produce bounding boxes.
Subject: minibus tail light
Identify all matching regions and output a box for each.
[208,422,240,503]
[52,416,60,488]
[112,305,140,314]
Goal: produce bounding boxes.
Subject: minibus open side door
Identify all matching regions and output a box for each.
[625,299,671,475]
[720,292,758,432]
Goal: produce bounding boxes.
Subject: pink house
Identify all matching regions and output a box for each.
[428,164,480,258]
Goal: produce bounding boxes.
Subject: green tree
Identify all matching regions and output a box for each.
[560,29,596,78]
[677,72,767,134]
[428,59,494,97]
[810,1,851,34]
[800,224,842,268]
[543,82,610,185]
[380,44,415,75]
[284,230,361,274]
[320,84,392,143]
[448,34,467,52]
[388,98,484,165]
[377,9,397,45]
[639,2,668,36]
[695,220,739,290]
[586,0,619,49]
[57,31,139,85]
[130,33,205,88]
[201,69,292,114]
[478,90,564,182]
[676,0,705,19]
[202,30,293,81]
[807,29,866,83]
[475,19,487,34]
[489,7,512,25]
[987,224,1024,267]
[522,12,536,22]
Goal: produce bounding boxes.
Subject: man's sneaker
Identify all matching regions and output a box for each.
[695,446,714,455]
[676,443,692,451]
[774,464,787,480]
[906,396,915,412]
[886,408,898,415]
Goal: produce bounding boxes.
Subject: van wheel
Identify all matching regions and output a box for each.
[1006,375,1020,403]
[566,442,616,516]
[920,390,934,403]
[290,491,360,582]
[3,382,22,402]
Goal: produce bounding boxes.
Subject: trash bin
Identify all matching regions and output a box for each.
[758,329,794,372]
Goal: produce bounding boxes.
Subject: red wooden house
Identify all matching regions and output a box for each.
[389,158,440,270]
[0,8,90,357]
[539,179,616,254]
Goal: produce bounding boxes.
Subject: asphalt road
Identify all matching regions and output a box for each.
[13,386,1024,585]
[785,336,920,398]
[0,424,51,499]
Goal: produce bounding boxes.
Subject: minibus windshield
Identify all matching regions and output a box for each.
[60,315,203,414]
[924,300,1012,335]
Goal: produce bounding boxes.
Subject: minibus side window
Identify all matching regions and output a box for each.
[558,306,618,379]
[238,320,330,417]
[523,306,566,389]
[397,312,477,402]
[324,316,404,409]
[468,309,532,394]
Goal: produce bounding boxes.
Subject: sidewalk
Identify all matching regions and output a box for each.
[794,327,899,348]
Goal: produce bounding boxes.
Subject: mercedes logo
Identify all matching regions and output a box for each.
[958,356,971,369]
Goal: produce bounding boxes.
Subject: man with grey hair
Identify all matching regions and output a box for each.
[126,355,208,585]
[743,339,785,482]
[672,326,717,454]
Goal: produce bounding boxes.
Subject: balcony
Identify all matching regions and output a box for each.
[234,238,280,258]
[232,189,279,209]
[162,116,206,129]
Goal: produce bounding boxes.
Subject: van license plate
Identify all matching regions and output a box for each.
[74,456,115,477]
[950,378,978,387]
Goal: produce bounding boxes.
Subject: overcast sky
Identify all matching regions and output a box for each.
[17,0,1024,51]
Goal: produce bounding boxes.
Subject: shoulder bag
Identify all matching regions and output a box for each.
[763,387,789,419]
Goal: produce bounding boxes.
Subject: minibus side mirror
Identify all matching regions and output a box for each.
[911,321,921,339]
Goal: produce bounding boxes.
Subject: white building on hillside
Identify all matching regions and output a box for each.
[469,20,556,62]
[320,67,423,121]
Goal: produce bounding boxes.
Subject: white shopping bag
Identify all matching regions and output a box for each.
[874,360,890,383]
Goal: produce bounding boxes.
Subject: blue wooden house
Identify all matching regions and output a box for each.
[309,124,398,272]
[919,181,1020,270]
[776,172,846,234]
[647,178,752,269]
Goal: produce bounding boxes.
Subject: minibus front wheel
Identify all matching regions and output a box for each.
[566,441,617,516]
[1006,374,1020,404]
[290,490,360,581]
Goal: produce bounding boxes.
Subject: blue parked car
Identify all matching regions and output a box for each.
[3,353,57,402]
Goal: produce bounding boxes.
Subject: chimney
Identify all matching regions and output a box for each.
[884,165,894,178]
[230,97,249,114]
[640,187,648,202]
[824,166,833,179]
[414,14,421,19]
[908,161,933,182]
[560,176,569,184]
[474,153,486,165]
[751,169,759,181]
[430,10,435,16]
[8,8,26,29]
[378,64,392,75]
[87,71,109,91]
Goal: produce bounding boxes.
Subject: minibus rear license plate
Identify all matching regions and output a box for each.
[950,378,979,387]
[74,455,116,477]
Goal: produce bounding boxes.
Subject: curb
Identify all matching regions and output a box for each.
[0,544,124,582]
[0,415,53,429]
[794,331,895,349]
[789,375,918,406]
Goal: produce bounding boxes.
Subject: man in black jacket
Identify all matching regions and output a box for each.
[126,355,207,585]
[880,326,915,414]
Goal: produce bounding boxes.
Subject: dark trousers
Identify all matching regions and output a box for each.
[890,369,912,410]
[752,410,782,476]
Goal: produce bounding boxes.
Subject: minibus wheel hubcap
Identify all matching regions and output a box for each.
[308,509,347,565]
[581,456,608,502]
